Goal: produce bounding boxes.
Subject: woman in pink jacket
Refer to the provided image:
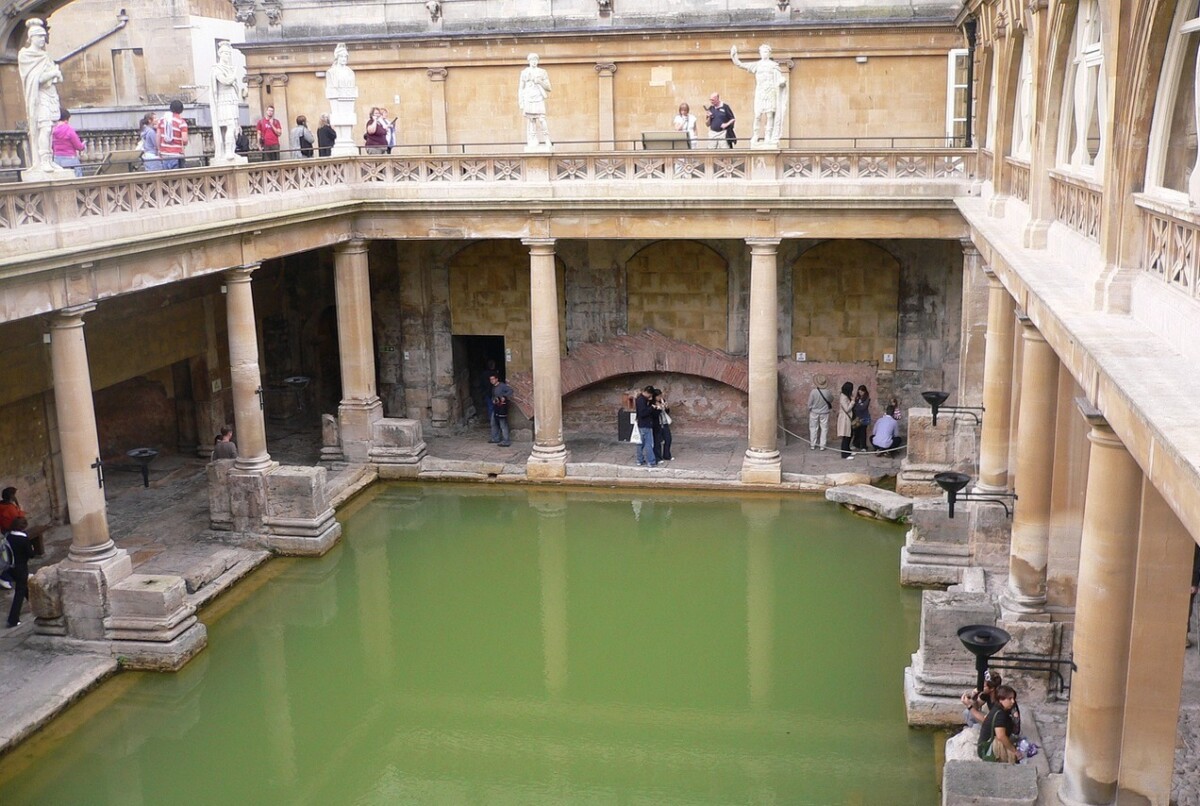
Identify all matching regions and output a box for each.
[52,108,86,177]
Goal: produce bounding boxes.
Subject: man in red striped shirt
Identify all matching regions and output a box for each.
[155,100,189,169]
[257,105,283,160]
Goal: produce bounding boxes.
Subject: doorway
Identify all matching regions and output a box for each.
[454,335,505,423]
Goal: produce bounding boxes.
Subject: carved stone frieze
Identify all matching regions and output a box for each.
[263,0,282,25]
[232,0,256,26]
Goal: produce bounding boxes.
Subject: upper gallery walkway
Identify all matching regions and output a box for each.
[0,144,975,326]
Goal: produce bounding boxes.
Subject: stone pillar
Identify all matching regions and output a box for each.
[977,269,1015,493]
[224,266,274,473]
[524,238,568,478]
[1059,405,1142,806]
[1118,481,1193,805]
[49,305,116,562]
[595,63,617,149]
[427,68,449,154]
[957,241,989,407]
[1003,316,1058,619]
[334,239,384,463]
[742,238,782,484]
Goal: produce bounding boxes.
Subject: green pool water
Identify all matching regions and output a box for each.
[0,483,935,805]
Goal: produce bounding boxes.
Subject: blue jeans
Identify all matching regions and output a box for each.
[54,155,83,177]
[636,427,657,466]
[490,412,510,445]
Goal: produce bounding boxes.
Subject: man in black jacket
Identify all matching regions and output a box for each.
[6,516,34,627]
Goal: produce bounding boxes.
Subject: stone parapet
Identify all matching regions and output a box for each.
[897,409,980,496]
[901,498,971,587]
[369,417,428,479]
[906,585,998,726]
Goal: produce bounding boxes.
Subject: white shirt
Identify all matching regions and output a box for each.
[872,414,899,448]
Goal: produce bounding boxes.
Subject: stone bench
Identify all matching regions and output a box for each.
[824,483,914,522]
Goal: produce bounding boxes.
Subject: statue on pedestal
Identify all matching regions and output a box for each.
[519,53,552,150]
[730,44,788,147]
[325,44,359,158]
[210,41,248,164]
[18,19,72,180]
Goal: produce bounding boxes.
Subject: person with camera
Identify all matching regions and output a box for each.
[961,669,1002,726]
[364,106,390,154]
[705,92,736,148]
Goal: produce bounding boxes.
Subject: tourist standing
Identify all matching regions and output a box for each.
[673,102,698,147]
[5,517,33,628]
[851,385,872,452]
[837,381,854,459]
[291,115,315,158]
[635,386,658,468]
[138,113,162,171]
[488,372,514,447]
[704,92,736,148]
[317,114,336,157]
[52,109,85,176]
[364,107,389,154]
[155,100,189,169]
[256,105,283,160]
[654,388,674,461]
[806,373,832,450]
[0,487,26,591]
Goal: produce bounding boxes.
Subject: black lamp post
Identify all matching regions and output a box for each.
[933,471,1016,518]
[921,390,984,427]
[958,624,1011,692]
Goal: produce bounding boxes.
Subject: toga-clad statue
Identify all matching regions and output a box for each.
[324,43,359,158]
[519,53,552,150]
[730,44,789,147]
[210,41,248,164]
[18,18,71,178]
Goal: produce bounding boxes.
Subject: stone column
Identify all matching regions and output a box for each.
[1059,405,1142,806]
[1002,316,1058,619]
[333,239,383,462]
[977,269,1015,493]
[49,305,116,563]
[524,238,568,478]
[427,68,448,155]
[595,64,617,149]
[957,241,989,407]
[224,266,273,473]
[742,238,782,484]
[1118,480,1193,805]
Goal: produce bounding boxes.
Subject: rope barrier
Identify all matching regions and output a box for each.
[777,423,906,456]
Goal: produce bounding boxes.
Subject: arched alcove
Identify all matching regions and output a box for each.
[626,241,728,352]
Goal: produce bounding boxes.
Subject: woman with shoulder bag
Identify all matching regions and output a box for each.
[851,384,872,453]
[837,382,855,459]
[291,115,315,158]
[654,389,673,461]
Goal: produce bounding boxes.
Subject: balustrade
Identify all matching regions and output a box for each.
[1138,195,1200,299]
[1006,157,1030,203]
[1050,170,1102,241]
[0,147,975,235]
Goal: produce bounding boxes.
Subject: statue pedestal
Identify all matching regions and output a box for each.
[327,90,359,158]
[212,154,248,167]
[22,164,74,183]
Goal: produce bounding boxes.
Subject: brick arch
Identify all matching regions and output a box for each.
[506,329,748,419]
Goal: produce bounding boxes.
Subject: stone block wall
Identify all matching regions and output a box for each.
[626,241,728,351]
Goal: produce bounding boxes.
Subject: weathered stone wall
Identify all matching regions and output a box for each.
[627,241,728,352]
[562,373,747,437]
[792,239,900,364]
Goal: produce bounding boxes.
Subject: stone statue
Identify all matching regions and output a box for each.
[210,41,248,164]
[730,43,788,147]
[519,53,552,150]
[425,0,442,21]
[18,18,71,178]
[324,44,359,158]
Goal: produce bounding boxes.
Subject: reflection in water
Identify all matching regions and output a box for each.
[0,484,934,804]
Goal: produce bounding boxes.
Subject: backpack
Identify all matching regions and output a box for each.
[0,535,12,577]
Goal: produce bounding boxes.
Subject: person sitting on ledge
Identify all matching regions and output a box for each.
[961,669,1001,726]
[977,684,1022,763]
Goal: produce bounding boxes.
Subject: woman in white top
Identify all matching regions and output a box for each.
[673,102,698,146]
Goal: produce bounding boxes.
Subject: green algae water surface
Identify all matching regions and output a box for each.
[0,483,935,805]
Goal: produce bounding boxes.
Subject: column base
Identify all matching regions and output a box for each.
[260,465,342,556]
[526,443,568,479]
[234,455,278,475]
[741,449,781,485]
[369,418,427,479]
[22,164,75,183]
[66,538,120,564]
[1022,218,1050,249]
[1000,588,1051,622]
[988,193,1009,218]
[338,396,384,463]
[27,622,208,672]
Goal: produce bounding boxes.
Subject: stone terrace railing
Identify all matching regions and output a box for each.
[1138,194,1200,299]
[1050,169,1102,242]
[0,148,976,261]
[1006,157,1030,203]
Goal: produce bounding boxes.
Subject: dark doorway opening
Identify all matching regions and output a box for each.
[454,335,505,423]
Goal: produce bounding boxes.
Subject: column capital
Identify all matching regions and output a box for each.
[1014,307,1031,326]
[960,238,980,258]
[333,238,369,255]
[594,62,617,76]
[426,67,448,81]
[1075,397,1119,442]
[50,303,97,328]
[522,237,556,254]
[225,264,259,283]
[745,237,782,253]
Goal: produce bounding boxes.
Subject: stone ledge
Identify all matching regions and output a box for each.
[942,759,1038,805]
[824,483,913,521]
